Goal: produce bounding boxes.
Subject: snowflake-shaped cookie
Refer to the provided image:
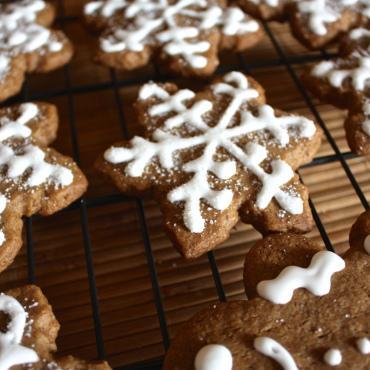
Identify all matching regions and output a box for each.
[164,210,370,369]
[0,102,87,273]
[0,285,111,370]
[304,25,370,154]
[239,0,370,49]
[97,71,322,258]
[0,0,73,102]
[83,0,263,77]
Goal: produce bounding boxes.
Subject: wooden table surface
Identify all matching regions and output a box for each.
[0,1,369,368]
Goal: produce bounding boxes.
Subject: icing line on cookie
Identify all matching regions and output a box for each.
[257,250,345,304]
[0,293,39,369]
[0,103,38,142]
[312,54,370,92]
[254,336,298,370]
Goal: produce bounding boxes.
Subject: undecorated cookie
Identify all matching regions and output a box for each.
[83,0,264,77]
[0,0,74,102]
[0,284,111,369]
[97,71,322,259]
[164,210,370,369]
[0,102,87,273]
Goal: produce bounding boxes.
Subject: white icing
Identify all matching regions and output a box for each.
[312,54,370,92]
[250,0,280,7]
[0,293,39,368]
[0,103,73,190]
[257,250,345,304]
[254,337,298,370]
[105,72,315,233]
[0,103,38,142]
[0,144,73,187]
[361,100,370,137]
[0,194,7,247]
[229,0,368,36]
[0,55,10,79]
[297,0,339,36]
[194,344,233,370]
[324,348,342,366]
[357,337,370,355]
[349,28,370,41]
[95,0,259,68]
[84,0,128,17]
[364,234,370,254]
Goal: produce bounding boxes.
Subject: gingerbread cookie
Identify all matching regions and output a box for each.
[83,0,263,77]
[97,71,322,258]
[0,102,87,273]
[303,24,370,154]
[0,284,111,369]
[0,0,74,102]
[238,0,369,50]
[164,210,370,369]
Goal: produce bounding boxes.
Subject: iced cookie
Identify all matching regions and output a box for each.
[83,0,263,77]
[303,24,370,154]
[239,0,370,49]
[97,71,322,258]
[0,284,111,369]
[164,210,370,369]
[0,102,87,272]
[0,0,74,102]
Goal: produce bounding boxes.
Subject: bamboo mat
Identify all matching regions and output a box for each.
[0,0,369,368]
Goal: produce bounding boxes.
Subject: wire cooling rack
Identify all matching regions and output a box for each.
[2,1,370,369]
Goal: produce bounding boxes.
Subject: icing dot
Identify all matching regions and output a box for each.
[324,349,342,366]
[194,344,233,370]
[357,338,370,355]
[364,235,370,254]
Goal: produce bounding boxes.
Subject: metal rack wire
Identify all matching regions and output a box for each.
[8,2,370,369]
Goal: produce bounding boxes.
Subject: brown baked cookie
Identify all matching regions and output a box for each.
[0,102,88,273]
[97,71,322,259]
[0,284,111,369]
[0,0,74,102]
[238,0,369,49]
[303,24,370,154]
[164,210,370,369]
[83,0,263,77]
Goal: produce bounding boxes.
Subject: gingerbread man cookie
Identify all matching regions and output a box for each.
[0,102,87,273]
[0,0,74,102]
[83,0,263,77]
[164,210,370,369]
[303,24,370,154]
[0,284,111,369]
[97,71,322,258]
[238,0,370,49]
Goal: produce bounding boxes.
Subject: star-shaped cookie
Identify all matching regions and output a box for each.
[0,102,87,273]
[0,0,74,102]
[303,25,370,154]
[97,71,322,258]
[238,0,369,49]
[83,0,263,77]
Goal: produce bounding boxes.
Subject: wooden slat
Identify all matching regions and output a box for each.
[0,0,367,368]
